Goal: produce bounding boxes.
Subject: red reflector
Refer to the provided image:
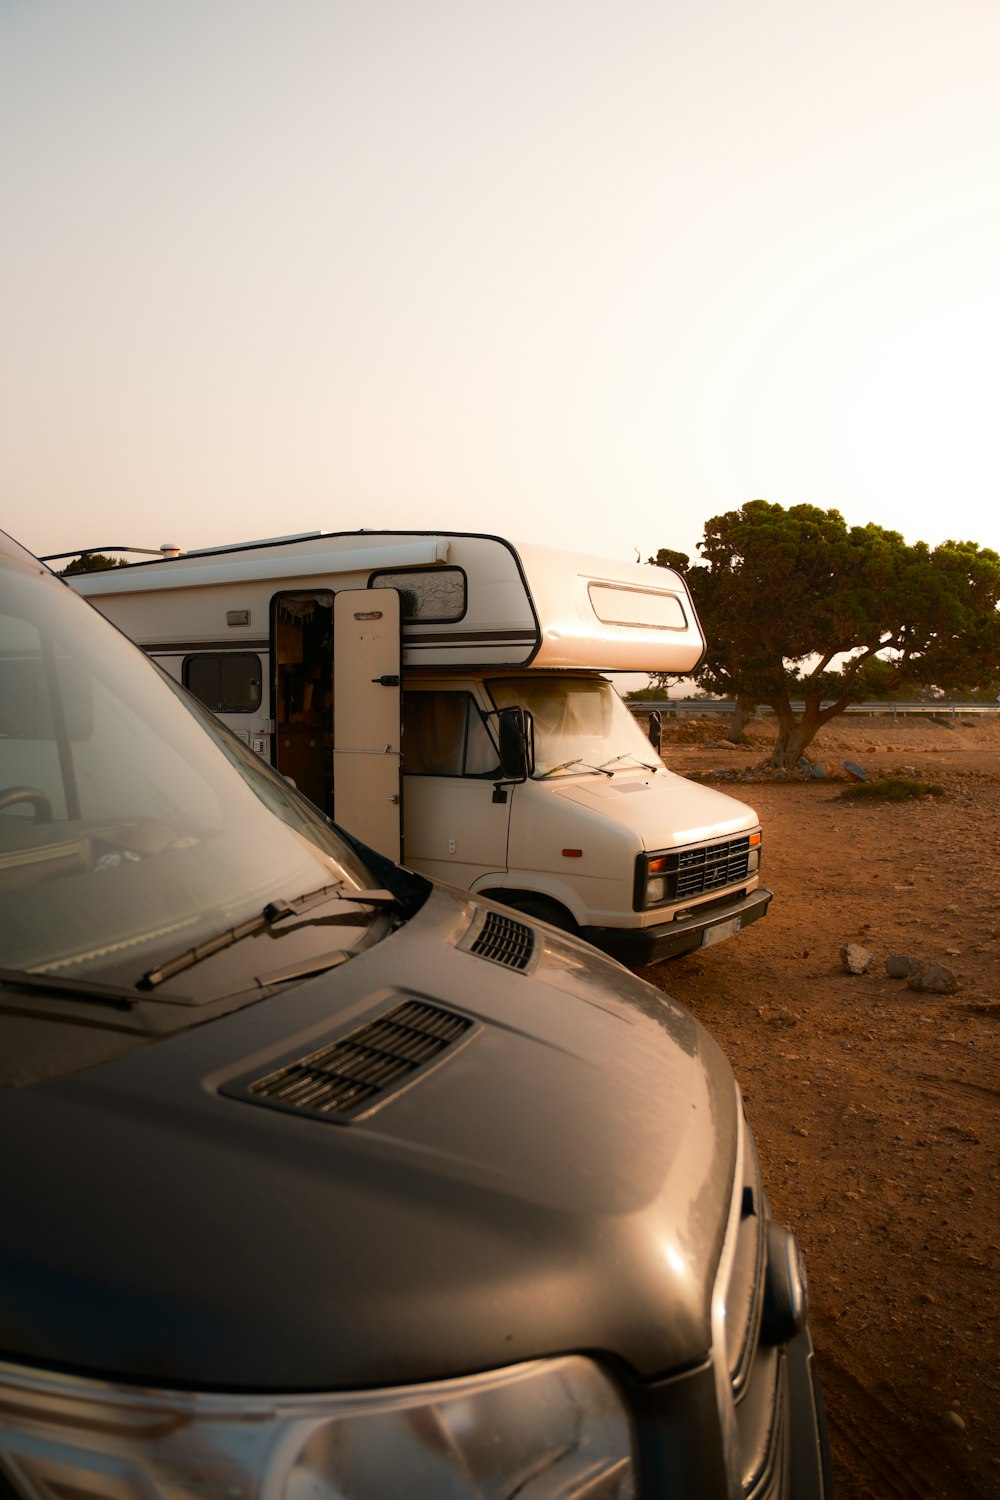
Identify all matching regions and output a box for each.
[749,831,762,847]
[562,849,583,858]
[648,856,668,872]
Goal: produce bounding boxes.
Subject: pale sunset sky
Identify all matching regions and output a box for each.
[3,0,999,568]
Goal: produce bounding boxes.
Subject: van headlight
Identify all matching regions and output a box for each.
[0,1355,635,1500]
[637,853,670,909]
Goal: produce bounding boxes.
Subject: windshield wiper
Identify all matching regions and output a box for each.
[598,752,659,772]
[138,882,397,991]
[0,966,140,1011]
[537,759,613,779]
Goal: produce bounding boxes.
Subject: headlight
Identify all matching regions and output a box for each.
[635,832,762,912]
[0,1355,634,1500]
[642,855,669,908]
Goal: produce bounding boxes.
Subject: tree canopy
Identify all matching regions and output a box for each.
[59,552,130,575]
[650,500,1000,767]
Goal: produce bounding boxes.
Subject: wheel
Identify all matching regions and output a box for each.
[500,893,576,933]
[0,786,54,823]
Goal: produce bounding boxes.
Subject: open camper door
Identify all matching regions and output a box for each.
[333,588,403,861]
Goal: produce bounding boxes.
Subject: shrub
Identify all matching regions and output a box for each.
[839,777,945,802]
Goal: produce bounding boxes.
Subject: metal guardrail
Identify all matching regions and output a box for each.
[627,699,1000,719]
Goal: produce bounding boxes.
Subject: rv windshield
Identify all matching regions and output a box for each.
[488,677,663,779]
[0,543,388,995]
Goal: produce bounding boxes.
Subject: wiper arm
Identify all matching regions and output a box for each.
[0,966,140,1011]
[598,752,659,772]
[138,883,397,991]
[538,759,613,779]
[537,758,582,778]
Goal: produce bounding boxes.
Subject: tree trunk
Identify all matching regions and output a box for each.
[768,714,814,768]
[765,696,852,768]
[727,693,754,742]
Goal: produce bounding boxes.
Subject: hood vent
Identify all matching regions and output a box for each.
[239,1000,472,1122]
[469,909,536,971]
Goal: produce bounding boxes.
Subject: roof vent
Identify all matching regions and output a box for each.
[231,1000,472,1123]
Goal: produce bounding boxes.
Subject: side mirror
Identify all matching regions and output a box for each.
[497,707,534,782]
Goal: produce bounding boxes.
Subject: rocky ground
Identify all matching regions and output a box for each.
[635,712,1000,1500]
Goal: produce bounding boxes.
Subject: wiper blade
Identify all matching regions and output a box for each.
[538,759,613,779]
[138,883,397,991]
[537,758,582,778]
[0,966,140,1011]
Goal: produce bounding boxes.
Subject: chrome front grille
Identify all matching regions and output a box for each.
[725,1140,767,1396]
[672,835,751,899]
[707,1111,792,1498]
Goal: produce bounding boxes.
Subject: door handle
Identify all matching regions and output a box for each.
[371,674,400,686]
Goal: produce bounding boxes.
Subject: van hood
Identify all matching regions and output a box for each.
[0,884,739,1392]
[545,766,758,847]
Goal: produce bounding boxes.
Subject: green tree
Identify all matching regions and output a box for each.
[651,500,1000,768]
[59,552,130,575]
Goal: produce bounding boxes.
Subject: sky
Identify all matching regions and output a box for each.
[3,0,1000,570]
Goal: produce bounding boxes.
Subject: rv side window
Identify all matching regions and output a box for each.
[183,653,263,713]
[369,568,466,622]
[587,583,687,630]
[402,692,499,777]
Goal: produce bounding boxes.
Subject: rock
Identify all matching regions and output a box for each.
[907,964,959,994]
[811,763,826,779]
[843,759,869,782]
[885,955,924,978]
[940,1409,966,1433]
[841,943,875,974]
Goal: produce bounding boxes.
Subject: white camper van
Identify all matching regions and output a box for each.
[65,530,770,965]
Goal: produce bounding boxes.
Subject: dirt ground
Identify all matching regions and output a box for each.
[635,712,1000,1500]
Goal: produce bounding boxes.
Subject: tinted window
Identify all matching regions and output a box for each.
[402,692,499,777]
[184,653,262,712]
[0,554,379,989]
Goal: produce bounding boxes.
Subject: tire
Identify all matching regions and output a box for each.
[496,893,577,934]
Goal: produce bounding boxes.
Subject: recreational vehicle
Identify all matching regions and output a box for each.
[66,530,771,964]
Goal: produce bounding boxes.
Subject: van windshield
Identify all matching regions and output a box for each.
[487,677,663,778]
[0,545,387,992]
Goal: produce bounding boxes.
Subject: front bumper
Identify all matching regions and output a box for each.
[584,885,773,966]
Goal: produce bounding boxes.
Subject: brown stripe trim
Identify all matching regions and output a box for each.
[145,641,269,655]
[144,628,538,655]
[404,629,538,646]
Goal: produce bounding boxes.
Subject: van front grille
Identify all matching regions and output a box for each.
[672,836,751,899]
[237,1000,472,1121]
